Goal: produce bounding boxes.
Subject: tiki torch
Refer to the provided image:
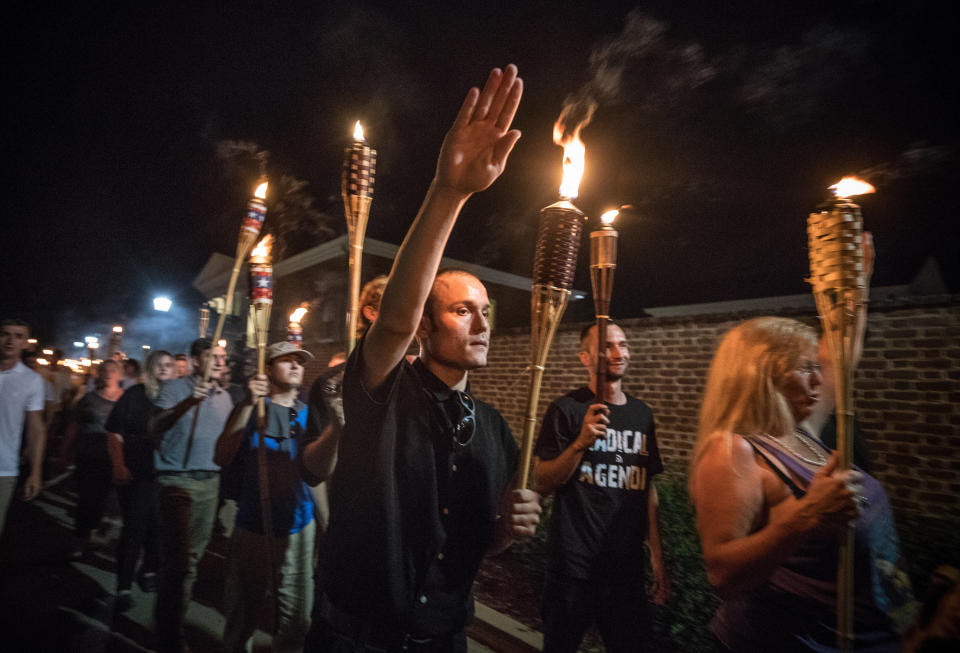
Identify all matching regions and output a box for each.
[198,303,211,339]
[249,235,274,429]
[590,210,619,403]
[807,175,873,650]
[249,234,278,631]
[109,325,123,358]
[342,121,377,354]
[203,180,268,381]
[287,305,308,348]
[517,123,588,489]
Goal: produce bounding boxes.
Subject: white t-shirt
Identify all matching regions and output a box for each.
[0,361,45,476]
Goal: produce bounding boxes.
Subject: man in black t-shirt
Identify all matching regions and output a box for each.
[534,323,669,653]
[303,64,540,653]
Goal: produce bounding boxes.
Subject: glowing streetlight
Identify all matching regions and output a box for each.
[153,296,172,312]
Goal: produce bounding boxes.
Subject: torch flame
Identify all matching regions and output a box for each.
[289,306,308,323]
[829,177,875,199]
[112,325,123,333]
[353,121,365,141]
[254,181,268,200]
[553,121,586,199]
[250,234,274,262]
[600,210,619,225]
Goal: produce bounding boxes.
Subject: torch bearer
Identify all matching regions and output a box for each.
[203,179,268,382]
[807,176,873,650]
[517,123,588,489]
[287,305,308,348]
[198,303,211,339]
[342,121,376,354]
[590,210,619,404]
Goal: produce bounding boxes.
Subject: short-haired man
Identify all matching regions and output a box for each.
[216,342,316,653]
[534,323,669,653]
[304,64,540,653]
[174,354,191,378]
[149,338,233,653]
[0,319,46,536]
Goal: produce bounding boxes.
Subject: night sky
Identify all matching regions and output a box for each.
[4,1,957,350]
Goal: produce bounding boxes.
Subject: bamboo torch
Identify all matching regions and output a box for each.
[248,233,278,632]
[342,121,377,354]
[590,210,619,403]
[198,303,211,339]
[517,122,588,489]
[807,176,873,650]
[287,305,308,348]
[203,180,268,381]
[249,235,274,430]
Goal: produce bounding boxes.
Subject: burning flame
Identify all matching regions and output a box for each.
[353,121,365,141]
[254,181,268,200]
[112,325,123,333]
[250,234,274,263]
[830,177,875,199]
[553,120,586,199]
[217,339,227,348]
[600,210,619,225]
[289,306,308,324]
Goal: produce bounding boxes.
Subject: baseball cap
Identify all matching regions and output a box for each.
[266,341,315,364]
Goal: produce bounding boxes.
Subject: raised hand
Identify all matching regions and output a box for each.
[575,403,609,452]
[435,65,523,197]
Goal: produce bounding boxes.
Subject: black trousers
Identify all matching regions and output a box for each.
[541,571,651,653]
[74,456,113,536]
[116,473,158,591]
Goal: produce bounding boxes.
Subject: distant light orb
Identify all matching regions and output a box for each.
[73,341,84,348]
[153,296,172,312]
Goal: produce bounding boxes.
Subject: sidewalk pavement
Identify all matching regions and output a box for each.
[0,473,537,652]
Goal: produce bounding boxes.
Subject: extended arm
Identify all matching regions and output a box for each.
[148,381,210,436]
[362,65,523,391]
[22,411,45,500]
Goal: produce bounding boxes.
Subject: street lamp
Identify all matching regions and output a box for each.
[153,296,172,312]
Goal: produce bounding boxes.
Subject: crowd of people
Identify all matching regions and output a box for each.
[2,65,957,653]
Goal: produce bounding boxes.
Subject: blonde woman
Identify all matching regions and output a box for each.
[691,317,912,651]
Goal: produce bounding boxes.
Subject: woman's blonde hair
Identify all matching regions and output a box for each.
[144,350,173,401]
[691,316,818,471]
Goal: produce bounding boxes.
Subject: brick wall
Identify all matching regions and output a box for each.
[469,295,960,519]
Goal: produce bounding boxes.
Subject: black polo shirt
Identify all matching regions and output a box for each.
[320,338,518,638]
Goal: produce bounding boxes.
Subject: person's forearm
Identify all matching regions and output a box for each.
[301,424,342,484]
[534,445,587,495]
[106,433,125,469]
[376,182,467,336]
[149,397,196,434]
[703,504,816,598]
[26,414,45,478]
[213,402,254,468]
[647,485,666,571]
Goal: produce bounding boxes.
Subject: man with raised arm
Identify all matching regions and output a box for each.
[534,323,669,653]
[304,64,540,653]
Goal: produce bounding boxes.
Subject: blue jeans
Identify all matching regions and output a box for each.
[154,471,219,653]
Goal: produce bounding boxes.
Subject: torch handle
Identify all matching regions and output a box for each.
[202,262,243,383]
[518,364,546,489]
[346,237,363,354]
[595,316,608,404]
[257,337,267,432]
